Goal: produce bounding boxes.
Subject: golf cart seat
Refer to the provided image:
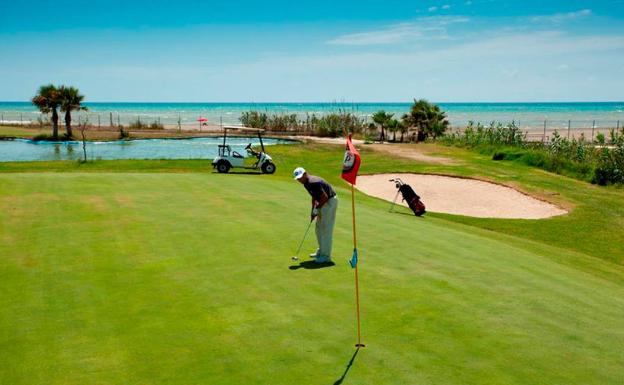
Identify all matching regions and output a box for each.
[232,151,244,158]
[218,144,231,157]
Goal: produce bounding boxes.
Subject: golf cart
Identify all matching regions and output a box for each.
[212,127,276,174]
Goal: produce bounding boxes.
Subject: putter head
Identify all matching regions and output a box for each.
[291,256,299,261]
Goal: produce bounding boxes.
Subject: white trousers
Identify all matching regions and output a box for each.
[315,197,338,258]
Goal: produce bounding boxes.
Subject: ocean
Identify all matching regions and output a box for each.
[1,101,623,130]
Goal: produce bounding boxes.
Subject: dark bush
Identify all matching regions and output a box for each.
[443,123,624,185]
[239,110,365,137]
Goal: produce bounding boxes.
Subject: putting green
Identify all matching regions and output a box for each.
[1,172,623,385]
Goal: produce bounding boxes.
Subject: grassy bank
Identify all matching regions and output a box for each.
[0,125,221,141]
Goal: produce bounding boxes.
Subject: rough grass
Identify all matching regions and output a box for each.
[1,144,624,384]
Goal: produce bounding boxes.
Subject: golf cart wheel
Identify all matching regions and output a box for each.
[216,161,231,173]
[261,162,276,174]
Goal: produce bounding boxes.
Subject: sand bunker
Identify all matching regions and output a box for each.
[357,174,567,219]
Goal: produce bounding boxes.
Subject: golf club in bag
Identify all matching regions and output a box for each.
[389,178,426,216]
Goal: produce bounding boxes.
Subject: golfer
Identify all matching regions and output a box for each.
[293,167,338,263]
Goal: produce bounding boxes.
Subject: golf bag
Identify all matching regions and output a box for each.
[389,178,426,216]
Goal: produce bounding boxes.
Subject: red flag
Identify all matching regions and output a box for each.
[341,134,361,185]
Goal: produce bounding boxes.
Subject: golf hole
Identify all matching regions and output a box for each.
[357,173,568,219]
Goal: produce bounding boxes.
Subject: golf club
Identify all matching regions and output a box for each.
[389,178,402,212]
[291,218,315,261]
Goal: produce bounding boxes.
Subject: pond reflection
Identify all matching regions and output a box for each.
[0,137,292,162]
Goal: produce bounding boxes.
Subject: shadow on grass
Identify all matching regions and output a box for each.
[390,210,425,218]
[211,171,265,175]
[288,260,335,270]
[333,348,360,385]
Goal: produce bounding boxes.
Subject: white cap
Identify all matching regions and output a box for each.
[293,167,306,180]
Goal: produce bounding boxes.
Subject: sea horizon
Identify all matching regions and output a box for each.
[1,101,623,129]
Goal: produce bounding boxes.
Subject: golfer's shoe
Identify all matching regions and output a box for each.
[309,249,320,258]
[314,255,332,263]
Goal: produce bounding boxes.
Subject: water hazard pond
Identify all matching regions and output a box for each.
[0,137,293,162]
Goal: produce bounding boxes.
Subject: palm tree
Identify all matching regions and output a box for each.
[372,110,394,141]
[400,114,410,142]
[59,86,87,138]
[387,119,405,142]
[407,99,449,141]
[31,84,61,139]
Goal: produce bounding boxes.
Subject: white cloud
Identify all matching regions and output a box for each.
[501,68,519,78]
[220,30,624,101]
[428,6,438,12]
[442,4,451,9]
[557,64,570,71]
[326,16,470,45]
[531,9,592,23]
[326,23,426,45]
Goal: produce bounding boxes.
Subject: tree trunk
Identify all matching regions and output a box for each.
[65,110,73,138]
[51,108,59,139]
[400,132,404,142]
[380,126,385,141]
[393,131,396,142]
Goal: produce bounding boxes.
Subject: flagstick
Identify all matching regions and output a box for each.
[351,183,364,347]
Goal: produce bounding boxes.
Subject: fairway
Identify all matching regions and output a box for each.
[1,171,623,385]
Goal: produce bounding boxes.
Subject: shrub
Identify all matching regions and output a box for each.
[32,134,68,142]
[442,121,624,185]
[239,110,365,137]
[492,152,505,161]
[127,119,163,130]
[441,121,526,148]
[240,111,268,129]
[118,125,130,139]
[593,135,624,185]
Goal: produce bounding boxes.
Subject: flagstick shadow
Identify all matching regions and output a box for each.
[332,348,360,385]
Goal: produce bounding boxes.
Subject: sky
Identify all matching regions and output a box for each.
[1,0,623,102]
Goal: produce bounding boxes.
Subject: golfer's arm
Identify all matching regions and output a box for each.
[315,192,329,209]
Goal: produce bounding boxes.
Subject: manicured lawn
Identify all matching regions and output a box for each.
[1,143,624,384]
[2,142,622,265]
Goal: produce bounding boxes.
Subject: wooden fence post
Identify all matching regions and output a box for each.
[567,120,571,139]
